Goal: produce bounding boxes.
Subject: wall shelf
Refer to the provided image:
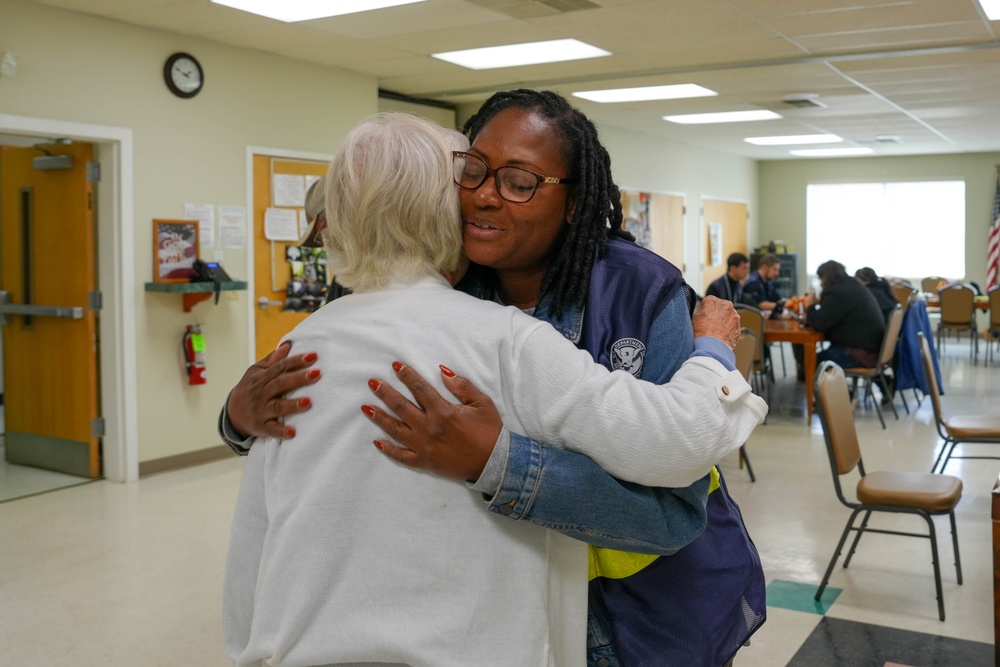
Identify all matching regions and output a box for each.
[144,281,247,311]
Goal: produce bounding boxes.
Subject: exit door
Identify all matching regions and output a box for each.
[0,142,101,477]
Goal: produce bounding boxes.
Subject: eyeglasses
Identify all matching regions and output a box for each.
[452,151,575,203]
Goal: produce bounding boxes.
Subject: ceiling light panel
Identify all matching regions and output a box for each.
[789,147,874,157]
[663,110,781,124]
[744,134,843,146]
[573,84,717,103]
[432,39,610,70]
[211,0,426,23]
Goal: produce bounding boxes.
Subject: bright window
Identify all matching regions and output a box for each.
[806,181,966,281]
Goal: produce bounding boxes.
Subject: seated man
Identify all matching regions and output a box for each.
[706,252,750,304]
[744,253,787,313]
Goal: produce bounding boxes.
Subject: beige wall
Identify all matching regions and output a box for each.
[2,0,760,469]
[2,0,376,467]
[758,153,1000,295]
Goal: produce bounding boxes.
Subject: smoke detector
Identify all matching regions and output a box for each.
[782,93,827,109]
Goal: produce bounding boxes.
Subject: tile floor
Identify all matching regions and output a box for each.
[0,338,996,666]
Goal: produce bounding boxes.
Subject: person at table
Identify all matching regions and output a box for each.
[855,266,898,322]
[801,260,886,370]
[706,252,751,304]
[743,253,787,313]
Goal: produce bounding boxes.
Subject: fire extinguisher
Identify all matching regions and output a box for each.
[183,324,207,385]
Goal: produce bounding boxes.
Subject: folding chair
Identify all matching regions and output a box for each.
[732,328,757,482]
[843,304,904,429]
[936,284,978,364]
[918,332,1000,473]
[813,361,962,621]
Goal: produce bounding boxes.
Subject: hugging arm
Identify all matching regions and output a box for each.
[218,341,322,454]
[366,294,759,553]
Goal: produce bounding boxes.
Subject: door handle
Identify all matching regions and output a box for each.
[257,296,284,310]
[0,290,84,325]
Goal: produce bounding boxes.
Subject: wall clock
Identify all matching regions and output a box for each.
[163,52,203,99]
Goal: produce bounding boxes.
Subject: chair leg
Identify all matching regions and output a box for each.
[931,438,956,473]
[949,510,963,585]
[844,509,871,567]
[899,389,910,414]
[913,388,923,407]
[876,373,899,420]
[939,439,959,473]
[816,508,863,602]
[869,380,887,429]
[739,445,755,482]
[920,512,946,621]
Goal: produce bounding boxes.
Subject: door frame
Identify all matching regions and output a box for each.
[243,146,333,366]
[0,113,137,482]
[698,195,750,296]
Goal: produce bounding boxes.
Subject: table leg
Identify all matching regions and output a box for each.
[804,343,817,421]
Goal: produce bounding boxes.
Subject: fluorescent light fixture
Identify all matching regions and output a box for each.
[790,147,874,157]
[432,39,610,70]
[978,0,1000,20]
[663,110,781,124]
[744,134,842,146]
[573,84,717,103]
[211,0,426,22]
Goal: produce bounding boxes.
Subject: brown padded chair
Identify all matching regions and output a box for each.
[921,276,949,295]
[732,328,757,482]
[936,283,978,364]
[735,304,771,406]
[918,332,1000,474]
[987,286,1000,367]
[842,304,905,429]
[891,284,916,313]
[813,361,962,621]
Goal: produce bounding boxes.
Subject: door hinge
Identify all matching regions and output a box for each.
[87,162,101,183]
[91,417,106,438]
[88,291,103,311]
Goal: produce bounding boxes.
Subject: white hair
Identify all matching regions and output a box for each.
[322,112,469,292]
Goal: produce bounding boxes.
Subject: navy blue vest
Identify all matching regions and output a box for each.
[582,239,766,667]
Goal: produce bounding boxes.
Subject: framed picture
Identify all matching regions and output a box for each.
[153,219,200,283]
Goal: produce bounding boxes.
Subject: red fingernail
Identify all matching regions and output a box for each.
[283,426,296,438]
[303,353,318,363]
[306,369,321,380]
[392,362,404,373]
[374,440,384,451]
[361,405,375,418]
[297,397,311,408]
[368,379,380,392]
[440,364,456,377]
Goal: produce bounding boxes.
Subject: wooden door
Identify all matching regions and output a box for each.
[253,156,329,361]
[1,143,100,477]
[649,193,685,272]
[701,198,748,295]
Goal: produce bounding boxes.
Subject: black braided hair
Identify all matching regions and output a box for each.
[463,89,632,317]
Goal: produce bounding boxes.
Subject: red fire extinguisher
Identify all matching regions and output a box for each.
[183,324,207,385]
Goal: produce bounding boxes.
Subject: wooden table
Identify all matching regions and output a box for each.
[764,317,824,421]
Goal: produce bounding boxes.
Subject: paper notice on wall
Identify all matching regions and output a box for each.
[219,205,247,249]
[185,203,215,248]
[709,222,723,266]
[273,174,306,207]
[264,207,300,241]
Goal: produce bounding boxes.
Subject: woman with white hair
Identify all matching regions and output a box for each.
[222,112,766,667]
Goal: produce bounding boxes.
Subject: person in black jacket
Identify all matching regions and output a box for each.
[855,266,898,322]
[802,260,886,371]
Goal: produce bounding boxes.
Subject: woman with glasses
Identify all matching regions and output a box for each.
[222,112,765,667]
[221,92,766,667]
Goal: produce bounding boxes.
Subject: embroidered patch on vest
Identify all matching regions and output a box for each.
[611,338,645,377]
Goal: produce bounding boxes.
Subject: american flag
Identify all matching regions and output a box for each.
[990,172,1000,291]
